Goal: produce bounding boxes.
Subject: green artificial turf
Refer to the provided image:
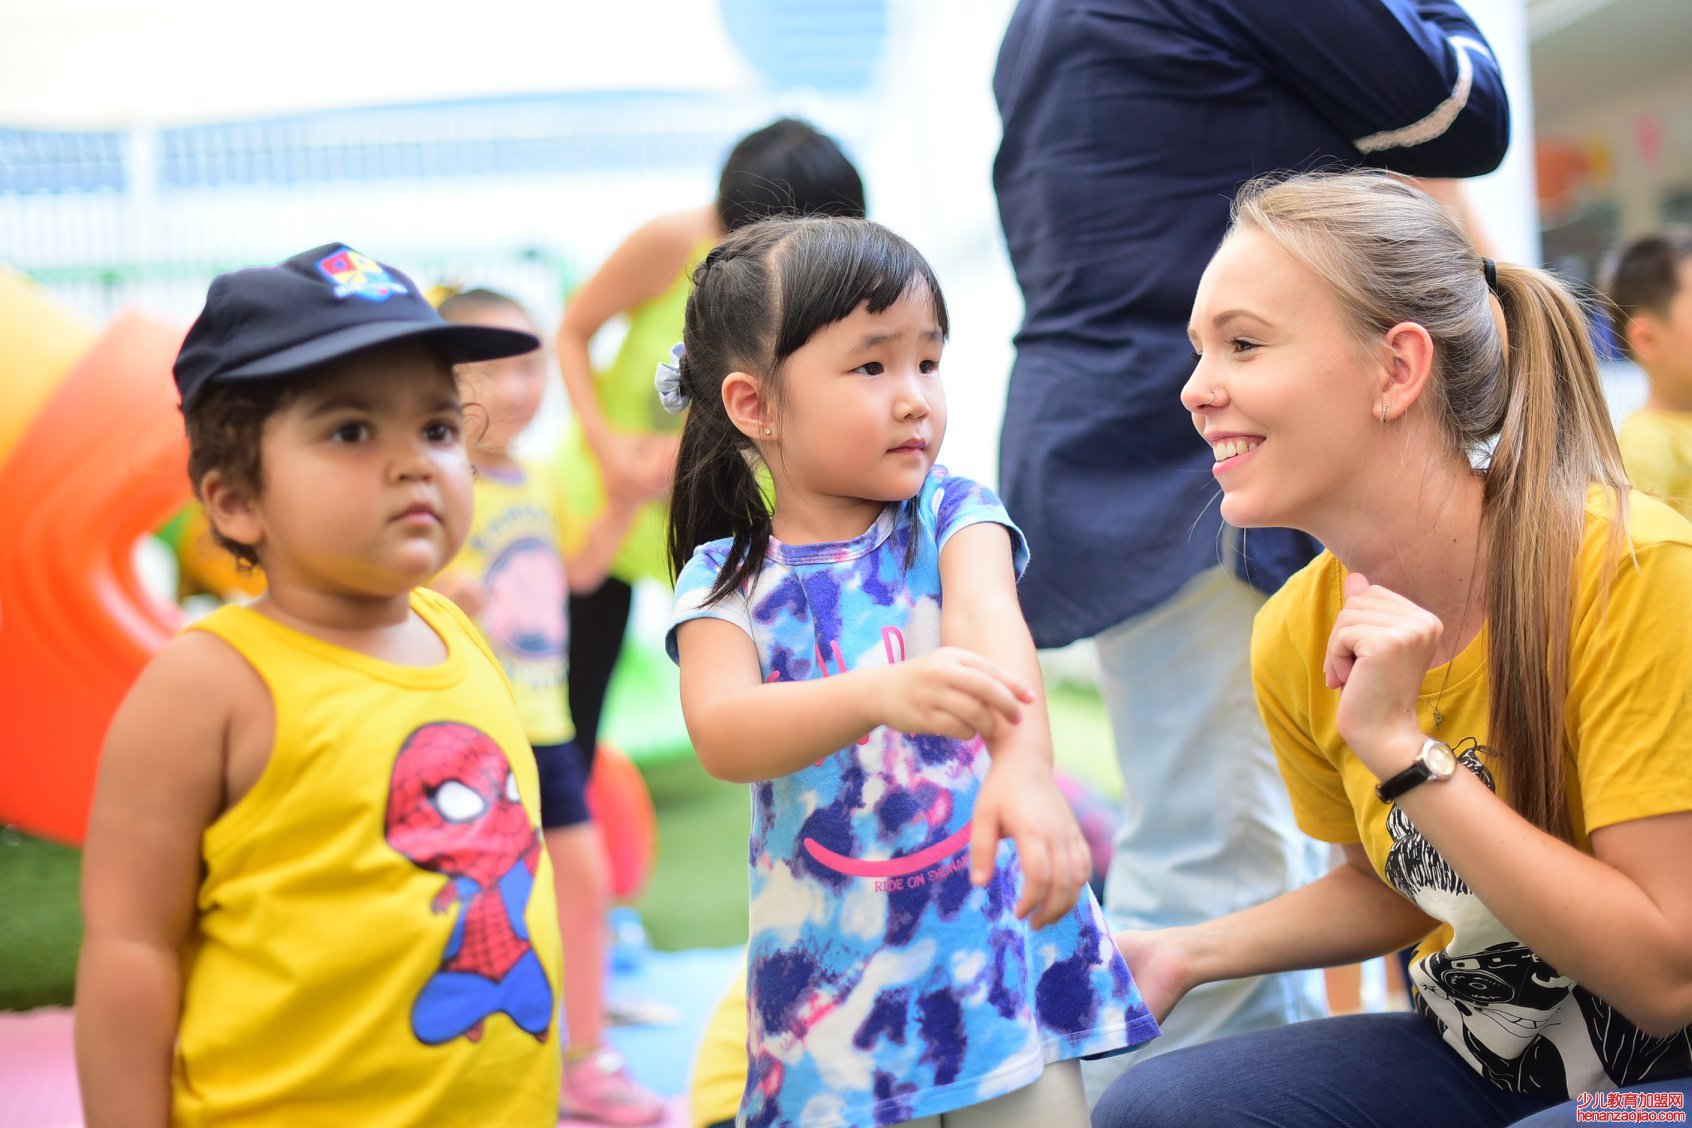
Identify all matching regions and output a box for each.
[600,635,691,769]
[1047,682,1123,800]
[0,831,83,1010]
[630,755,752,951]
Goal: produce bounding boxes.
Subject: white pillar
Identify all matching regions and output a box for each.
[1460,0,1540,264]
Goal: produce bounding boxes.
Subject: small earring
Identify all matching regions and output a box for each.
[1380,402,1389,424]
[762,427,772,436]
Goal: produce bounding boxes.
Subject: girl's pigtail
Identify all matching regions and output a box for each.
[666,336,774,604]
[1480,265,1629,841]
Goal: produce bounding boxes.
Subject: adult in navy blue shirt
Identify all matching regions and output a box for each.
[992,0,1510,1096]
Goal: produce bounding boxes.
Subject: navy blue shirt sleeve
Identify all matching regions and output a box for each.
[1213,0,1509,177]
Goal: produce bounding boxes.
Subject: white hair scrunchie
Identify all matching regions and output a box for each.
[654,342,690,414]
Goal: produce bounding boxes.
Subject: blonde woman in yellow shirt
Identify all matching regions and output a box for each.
[1095,172,1692,1128]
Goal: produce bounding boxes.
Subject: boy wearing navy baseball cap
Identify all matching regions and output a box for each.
[76,245,567,1127]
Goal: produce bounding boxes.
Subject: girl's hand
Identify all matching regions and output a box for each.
[430,569,485,616]
[1114,927,1196,1025]
[874,647,1034,742]
[594,431,672,505]
[970,754,1090,928]
[630,434,680,500]
[1324,571,1440,764]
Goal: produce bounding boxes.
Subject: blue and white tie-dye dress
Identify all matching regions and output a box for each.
[668,468,1159,1128]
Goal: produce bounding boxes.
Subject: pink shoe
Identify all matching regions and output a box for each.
[559,1046,665,1126]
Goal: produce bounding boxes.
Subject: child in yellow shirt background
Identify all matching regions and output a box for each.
[1602,227,1692,521]
[432,288,661,1126]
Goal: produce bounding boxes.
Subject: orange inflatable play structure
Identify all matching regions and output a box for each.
[0,271,188,846]
[0,268,656,898]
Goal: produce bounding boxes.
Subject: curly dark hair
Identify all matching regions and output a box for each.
[182,374,314,569]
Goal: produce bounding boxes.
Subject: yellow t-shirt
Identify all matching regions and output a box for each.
[173,589,564,1126]
[1619,407,1692,522]
[1253,490,1692,1098]
[449,459,574,746]
[689,962,748,1128]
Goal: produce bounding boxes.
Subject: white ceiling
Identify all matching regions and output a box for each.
[0,0,1685,135]
[0,0,758,130]
[1529,0,1692,126]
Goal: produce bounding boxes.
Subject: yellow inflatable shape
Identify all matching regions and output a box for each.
[175,501,266,600]
[0,265,97,479]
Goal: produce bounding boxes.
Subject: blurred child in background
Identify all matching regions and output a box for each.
[1601,227,1692,521]
[433,288,662,1126]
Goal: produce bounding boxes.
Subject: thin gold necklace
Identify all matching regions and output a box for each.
[1431,539,1483,731]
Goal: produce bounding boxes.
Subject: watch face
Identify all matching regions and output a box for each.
[1424,741,1457,778]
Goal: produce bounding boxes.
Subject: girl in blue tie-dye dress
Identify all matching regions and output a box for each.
[661,216,1158,1128]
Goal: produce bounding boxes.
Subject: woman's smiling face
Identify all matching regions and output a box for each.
[1181,226,1383,535]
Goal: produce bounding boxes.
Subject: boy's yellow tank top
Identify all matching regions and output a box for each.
[557,240,713,586]
[451,459,573,745]
[171,589,563,1127]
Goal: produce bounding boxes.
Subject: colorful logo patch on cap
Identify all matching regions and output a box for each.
[317,248,409,302]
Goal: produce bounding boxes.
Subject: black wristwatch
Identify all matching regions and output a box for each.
[1374,738,1457,802]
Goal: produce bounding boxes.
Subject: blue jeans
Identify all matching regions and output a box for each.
[1092,1013,1692,1128]
[1084,566,1327,1099]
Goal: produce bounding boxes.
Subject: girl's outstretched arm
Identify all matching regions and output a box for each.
[675,617,1034,785]
[75,632,251,1128]
[938,522,1093,929]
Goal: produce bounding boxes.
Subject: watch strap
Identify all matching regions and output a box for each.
[1375,759,1432,802]
[1374,738,1454,803]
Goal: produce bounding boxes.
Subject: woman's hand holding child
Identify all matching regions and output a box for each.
[594,430,678,504]
[1112,928,1195,1026]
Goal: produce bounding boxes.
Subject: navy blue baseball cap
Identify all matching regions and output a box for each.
[173,243,540,409]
